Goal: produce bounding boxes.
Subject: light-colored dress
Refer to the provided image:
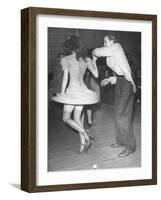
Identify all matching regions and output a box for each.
[52,55,99,105]
[84,72,100,102]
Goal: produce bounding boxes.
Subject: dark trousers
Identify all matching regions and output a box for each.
[114,77,136,151]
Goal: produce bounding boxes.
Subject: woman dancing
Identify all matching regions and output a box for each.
[52,36,99,153]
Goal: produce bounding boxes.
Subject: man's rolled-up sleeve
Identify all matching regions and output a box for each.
[93,47,114,57]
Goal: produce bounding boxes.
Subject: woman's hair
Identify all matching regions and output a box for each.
[105,33,118,43]
[76,47,88,61]
[63,35,88,61]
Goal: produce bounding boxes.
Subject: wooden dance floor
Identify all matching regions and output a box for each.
[48,103,141,171]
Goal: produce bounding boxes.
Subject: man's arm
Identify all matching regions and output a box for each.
[92,47,114,57]
[92,43,120,57]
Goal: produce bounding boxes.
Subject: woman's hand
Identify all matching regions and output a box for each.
[101,78,111,87]
[92,49,99,58]
[92,56,98,62]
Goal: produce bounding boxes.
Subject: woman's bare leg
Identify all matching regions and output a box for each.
[81,111,85,125]
[81,109,90,133]
[74,106,89,142]
[63,105,84,133]
[63,105,86,152]
[87,109,92,124]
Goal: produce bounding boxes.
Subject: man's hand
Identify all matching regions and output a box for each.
[101,78,111,87]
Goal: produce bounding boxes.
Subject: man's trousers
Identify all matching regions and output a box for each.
[114,77,136,152]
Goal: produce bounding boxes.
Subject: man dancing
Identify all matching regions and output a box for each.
[93,34,136,157]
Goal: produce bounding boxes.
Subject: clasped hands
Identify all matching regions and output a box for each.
[101,78,111,87]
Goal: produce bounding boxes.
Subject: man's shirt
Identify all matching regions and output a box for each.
[93,43,136,93]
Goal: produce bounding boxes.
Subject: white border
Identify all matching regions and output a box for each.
[36,14,152,186]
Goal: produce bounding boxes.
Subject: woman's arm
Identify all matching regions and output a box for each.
[86,57,99,78]
[61,69,68,94]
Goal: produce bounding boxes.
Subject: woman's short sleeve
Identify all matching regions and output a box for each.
[61,58,69,71]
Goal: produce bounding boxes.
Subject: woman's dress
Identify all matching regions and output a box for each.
[52,55,99,105]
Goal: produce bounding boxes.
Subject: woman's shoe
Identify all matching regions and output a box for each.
[85,139,92,153]
[79,131,92,153]
[87,123,93,128]
[79,144,86,153]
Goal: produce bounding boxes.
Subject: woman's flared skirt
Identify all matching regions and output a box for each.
[52,86,99,105]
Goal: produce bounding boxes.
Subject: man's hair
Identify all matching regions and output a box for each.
[105,33,117,43]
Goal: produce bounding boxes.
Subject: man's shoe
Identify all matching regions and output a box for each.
[118,148,134,157]
[110,143,121,148]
